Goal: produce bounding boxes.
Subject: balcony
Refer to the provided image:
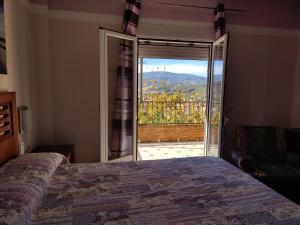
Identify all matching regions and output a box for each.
[137,100,207,160]
[138,142,205,160]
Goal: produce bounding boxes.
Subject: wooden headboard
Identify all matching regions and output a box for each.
[0,92,19,166]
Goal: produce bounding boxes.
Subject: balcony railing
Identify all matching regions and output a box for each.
[138,100,206,126]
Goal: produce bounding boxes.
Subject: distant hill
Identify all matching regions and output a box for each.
[142,71,222,83]
[139,71,222,96]
[142,71,207,85]
[143,71,206,85]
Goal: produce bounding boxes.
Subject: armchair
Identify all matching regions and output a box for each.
[230,125,300,203]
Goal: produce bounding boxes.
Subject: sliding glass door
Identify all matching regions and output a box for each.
[205,34,229,157]
[99,29,138,162]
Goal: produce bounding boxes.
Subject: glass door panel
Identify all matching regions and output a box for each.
[206,34,229,157]
[99,29,137,162]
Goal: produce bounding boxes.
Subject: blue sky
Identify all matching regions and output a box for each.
[139,58,223,77]
[140,58,209,77]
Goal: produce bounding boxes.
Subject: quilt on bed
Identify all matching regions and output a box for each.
[1,154,300,225]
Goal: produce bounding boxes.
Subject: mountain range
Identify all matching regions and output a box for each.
[141,71,222,84]
[139,71,222,95]
[142,71,207,85]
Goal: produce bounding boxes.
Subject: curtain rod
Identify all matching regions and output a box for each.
[144,1,248,13]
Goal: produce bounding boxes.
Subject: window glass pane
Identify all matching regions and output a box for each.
[107,35,135,162]
[207,42,225,157]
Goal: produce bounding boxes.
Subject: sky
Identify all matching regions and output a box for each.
[139,58,223,77]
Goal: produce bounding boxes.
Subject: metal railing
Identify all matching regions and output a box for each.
[138,100,206,126]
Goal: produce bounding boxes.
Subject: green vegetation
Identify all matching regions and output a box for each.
[138,91,206,125]
[138,71,221,126]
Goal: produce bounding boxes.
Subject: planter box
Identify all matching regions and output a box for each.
[138,124,205,143]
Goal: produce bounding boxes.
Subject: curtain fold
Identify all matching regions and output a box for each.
[110,0,141,160]
[214,3,225,39]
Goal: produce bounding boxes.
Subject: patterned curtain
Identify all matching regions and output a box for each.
[214,3,225,39]
[110,0,141,160]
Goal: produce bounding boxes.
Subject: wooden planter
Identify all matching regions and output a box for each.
[138,124,205,143]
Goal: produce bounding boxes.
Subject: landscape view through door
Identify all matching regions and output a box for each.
[137,39,210,160]
[137,36,228,160]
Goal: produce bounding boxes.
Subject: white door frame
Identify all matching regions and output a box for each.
[203,43,213,156]
[99,28,138,162]
[205,33,229,157]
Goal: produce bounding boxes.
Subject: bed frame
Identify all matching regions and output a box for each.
[0,92,19,166]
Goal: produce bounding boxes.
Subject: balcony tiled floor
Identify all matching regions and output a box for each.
[137,141,205,161]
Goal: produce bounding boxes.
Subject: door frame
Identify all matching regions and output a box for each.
[99,28,138,162]
[99,31,229,162]
[205,33,229,157]
[203,42,213,156]
[137,37,213,158]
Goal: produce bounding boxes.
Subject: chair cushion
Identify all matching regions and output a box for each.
[286,152,300,170]
[285,128,300,153]
[237,126,285,162]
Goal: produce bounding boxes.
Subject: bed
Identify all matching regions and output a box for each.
[1,92,300,225]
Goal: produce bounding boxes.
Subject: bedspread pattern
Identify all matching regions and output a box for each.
[31,157,300,225]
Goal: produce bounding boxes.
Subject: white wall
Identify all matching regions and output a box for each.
[224,32,298,156]
[50,20,103,162]
[33,14,54,144]
[0,0,38,153]
[290,37,300,127]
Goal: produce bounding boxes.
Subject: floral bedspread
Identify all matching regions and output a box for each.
[29,157,300,225]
